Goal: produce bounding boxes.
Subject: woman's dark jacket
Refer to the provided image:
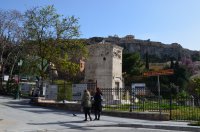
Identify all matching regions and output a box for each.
[93,92,103,110]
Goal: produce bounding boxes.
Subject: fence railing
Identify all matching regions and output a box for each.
[100,88,200,121]
[25,82,200,121]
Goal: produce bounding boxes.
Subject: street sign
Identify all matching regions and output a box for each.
[143,69,174,76]
[143,69,174,114]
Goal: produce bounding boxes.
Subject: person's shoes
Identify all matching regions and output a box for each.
[83,119,87,121]
[94,118,98,120]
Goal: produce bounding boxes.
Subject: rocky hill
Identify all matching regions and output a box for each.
[86,35,200,62]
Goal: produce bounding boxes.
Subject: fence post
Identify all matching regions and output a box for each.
[129,88,132,112]
[170,91,172,120]
[142,98,145,112]
[64,81,66,100]
[157,75,162,120]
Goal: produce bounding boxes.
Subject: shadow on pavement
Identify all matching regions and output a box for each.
[3,99,81,117]
[27,121,94,131]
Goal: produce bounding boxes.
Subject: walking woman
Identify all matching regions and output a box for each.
[81,89,92,121]
[93,87,103,120]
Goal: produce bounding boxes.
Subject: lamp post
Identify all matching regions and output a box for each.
[50,62,57,84]
[15,60,23,99]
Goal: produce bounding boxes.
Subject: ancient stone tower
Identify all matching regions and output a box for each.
[84,42,123,100]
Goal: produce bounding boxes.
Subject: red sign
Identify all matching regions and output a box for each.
[143,69,174,76]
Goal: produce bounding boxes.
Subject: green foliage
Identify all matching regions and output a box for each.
[123,52,144,75]
[56,39,88,76]
[143,59,190,99]
[123,52,144,86]
[191,78,200,97]
[169,61,190,93]
[23,5,88,80]
[55,80,72,101]
[177,90,189,98]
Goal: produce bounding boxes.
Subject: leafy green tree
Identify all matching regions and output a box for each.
[122,52,144,86]
[168,60,190,97]
[23,5,87,95]
[190,78,200,97]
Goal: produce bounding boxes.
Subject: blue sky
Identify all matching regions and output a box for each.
[1,0,200,50]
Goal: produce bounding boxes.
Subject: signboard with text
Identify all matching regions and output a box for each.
[72,84,87,101]
[72,83,96,101]
[143,69,174,77]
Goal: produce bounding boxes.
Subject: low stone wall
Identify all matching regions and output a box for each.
[35,102,82,112]
[32,101,169,121]
[102,111,169,121]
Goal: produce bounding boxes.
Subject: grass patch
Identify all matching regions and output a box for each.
[103,100,200,121]
[188,121,200,126]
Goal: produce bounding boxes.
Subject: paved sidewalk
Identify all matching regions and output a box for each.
[1,96,200,132]
[74,113,200,131]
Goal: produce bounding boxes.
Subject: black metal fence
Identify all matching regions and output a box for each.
[100,87,200,121]
[11,80,200,121]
